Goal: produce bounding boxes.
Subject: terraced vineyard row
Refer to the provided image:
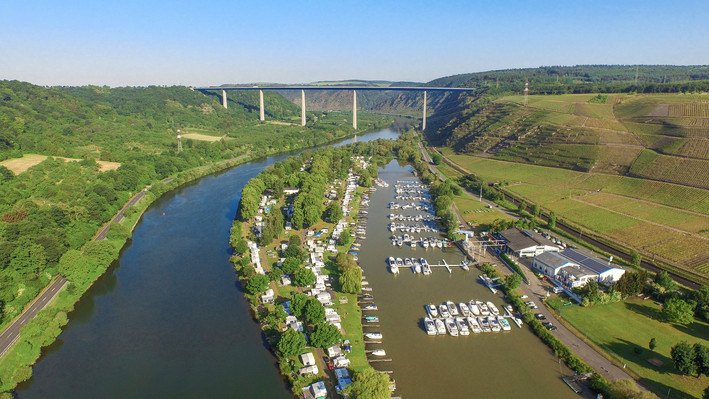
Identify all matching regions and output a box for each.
[669,103,709,117]
[630,151,709,189]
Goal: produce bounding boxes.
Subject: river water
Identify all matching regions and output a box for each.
[18,127,575,399]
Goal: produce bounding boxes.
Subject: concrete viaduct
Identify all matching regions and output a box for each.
[192,86,476,131]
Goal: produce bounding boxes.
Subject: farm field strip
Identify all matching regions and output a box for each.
[0,154,120,174]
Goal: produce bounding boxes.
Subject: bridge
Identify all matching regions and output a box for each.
[192,85,476,130]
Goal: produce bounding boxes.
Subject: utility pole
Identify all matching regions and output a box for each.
[635,66,639,85]
[523,79,529,107]
[176,125,183,153]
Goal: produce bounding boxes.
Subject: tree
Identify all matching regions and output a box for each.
[304,298,325,325]
[517,200,527,213]
[344,367,391,399]
[267,266,282,282]
[649,337,657,352]
[531,204,540,217]
[631,250,641,268]
[245,274,269,295]
[294,268,316,287]
[284,244,303,260]
[340,266,362,294]
[276,328,306,359]
[324,201,343,222]
[695,343,709,377]
[290,292,309,317]
[505,273,522,290]
[233,239,248,255]
[430,152,442,165]
[614,271,646,298]
[655,270,678,291]
[281,257,301,274]
[309,323,342,349]
[548,211,557,229]
[663,297,695,324]
[288,234,301,248]
[671,341,698,376]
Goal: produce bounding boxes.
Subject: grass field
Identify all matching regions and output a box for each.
[453,195,514,229]
[445,155,709,276]
[561,299,709,399]
[181,133,225,142]
[0,154,121,174]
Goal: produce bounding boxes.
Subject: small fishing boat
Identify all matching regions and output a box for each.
[363,304,378,311]
[364,316,379,323]
[371,349,387,356]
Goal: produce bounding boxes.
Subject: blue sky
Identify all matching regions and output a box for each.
[1,0,707,86]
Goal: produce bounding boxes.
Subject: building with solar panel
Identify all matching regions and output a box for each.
[532,248,626,288]
[498,227,560,257]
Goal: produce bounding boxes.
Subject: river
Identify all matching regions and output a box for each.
[17,129,396,399]
[18,127,575,398]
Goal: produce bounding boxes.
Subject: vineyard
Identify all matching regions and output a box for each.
[675,138,709,158]
[668,103,709,117]
[629,151,709,189]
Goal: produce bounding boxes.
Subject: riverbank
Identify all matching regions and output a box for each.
[0,125,392,395]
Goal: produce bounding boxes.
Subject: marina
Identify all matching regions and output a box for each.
[351,159,580,399]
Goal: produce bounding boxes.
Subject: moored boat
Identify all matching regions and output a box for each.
[487,301,500,316]
[489,316,501,332]
[458,302,471,317]
[478,301,490,316]
[456,317,470,335]
[424,317,437,336]
[371,349,387,356]
[439,303,451,318]
[498,316,512,331]
[363,304,378,311]
[467,316,482,333]
[478,316,491,332]
[468,300,481,316]
[445,317,459,336]
[434,318,446,335]
[365,332,383,340]
[364,316,379,322]
[427,304,439,318]
[446,301,459,316]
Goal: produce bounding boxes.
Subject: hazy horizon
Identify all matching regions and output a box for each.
[1,0,707,87]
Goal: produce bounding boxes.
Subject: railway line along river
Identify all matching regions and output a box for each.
[18,127,577,398]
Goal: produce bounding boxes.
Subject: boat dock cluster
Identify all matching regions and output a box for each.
[423,300,523,336]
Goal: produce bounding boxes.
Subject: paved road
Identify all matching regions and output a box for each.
[417,140,642,385]
[95,188,148,240]
[0,277,68,358]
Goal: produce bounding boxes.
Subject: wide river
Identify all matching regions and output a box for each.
[18,127,577,398]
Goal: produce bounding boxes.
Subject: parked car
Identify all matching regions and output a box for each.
[535,313,546,320]
[547,325,557,331]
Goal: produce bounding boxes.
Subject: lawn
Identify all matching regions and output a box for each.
[561,299,709,399]
[453,195,513,230]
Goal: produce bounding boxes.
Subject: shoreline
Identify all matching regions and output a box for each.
[0,125,389,394]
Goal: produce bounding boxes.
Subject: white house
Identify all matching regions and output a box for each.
[300,352,316,366]
[499,227,560,257]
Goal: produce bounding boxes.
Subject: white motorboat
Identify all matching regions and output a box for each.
[478,316,491,332]
[434,318,446,334]
[446,301,459,316]
[478,301,490,316]
[396,258,403,268]
[489,317,501,332]
[468,300,481,316]
[365,332,383,340]
[363,304,378,311]
[364,316,378,322]
[445,318,459,336]
[439,304,451,318]
[467,317,482,334]
[424,317,437,336]
[371,349,387,356]
[427,304,439,318]
[512,316,523,328]
[458,303,471,317]
[498,316,512,331]
[487,301,500,316]
[456,317,470,335]
[413,259,422,274]
[504,305,514,316]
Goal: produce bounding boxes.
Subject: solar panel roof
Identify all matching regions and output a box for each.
[561,248,614,274]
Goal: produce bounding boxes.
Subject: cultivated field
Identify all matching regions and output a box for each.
[562,299,709,399]
[453,195,514,229]
[0,154,120,174]
[445,155,709,277]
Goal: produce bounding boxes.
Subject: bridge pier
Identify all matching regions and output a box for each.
[259,90,265,121]
[353,90,357,130]
[222,90,228,109]
[301,90,306,126]
[422,90,427,131]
